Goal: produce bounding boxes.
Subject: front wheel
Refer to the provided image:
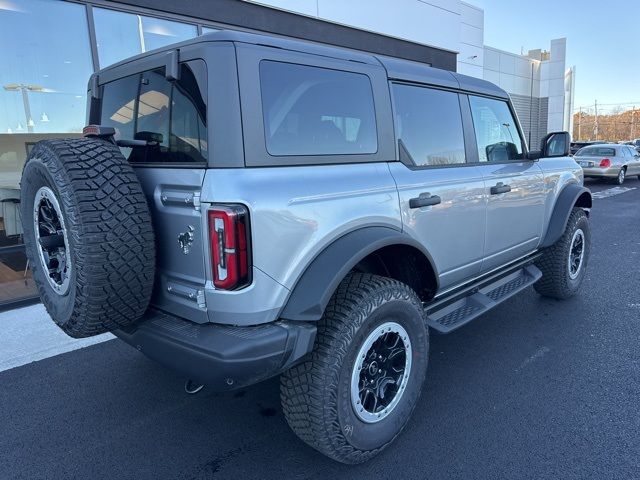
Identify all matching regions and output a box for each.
[534,208,590,299]
[280,273,429,464]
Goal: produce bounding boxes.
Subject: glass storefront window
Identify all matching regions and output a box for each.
[0,0,94,305]
[94,8,198,68]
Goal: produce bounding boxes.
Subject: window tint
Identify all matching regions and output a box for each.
[392,84,465,167]
[576,146,616,157]
[469,96,524,162]
[136,68,171,148]
[99,62,207,164]
[259,61,377,156]
[100,74,139,142]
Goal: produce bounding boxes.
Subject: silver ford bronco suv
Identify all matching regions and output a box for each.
[20,31,592,464]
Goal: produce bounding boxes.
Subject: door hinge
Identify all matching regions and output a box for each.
[192,191,201,211]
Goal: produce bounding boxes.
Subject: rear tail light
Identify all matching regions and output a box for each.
[600,158,611,168]
[208,205,251,290]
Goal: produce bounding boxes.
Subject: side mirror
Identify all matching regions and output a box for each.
[540,131,571,158]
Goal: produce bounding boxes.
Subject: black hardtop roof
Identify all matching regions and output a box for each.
[99,29,508,98]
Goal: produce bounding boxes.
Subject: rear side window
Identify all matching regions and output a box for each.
[259,61,377,156]
[469,96,524,162]
[100,61,207,164]
[392,84,466,167]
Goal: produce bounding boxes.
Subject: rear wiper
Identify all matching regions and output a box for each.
[116,139,159,148]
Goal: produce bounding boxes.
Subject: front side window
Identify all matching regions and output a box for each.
[259,61,377,156]
[392,84,466,167]
[99,62,207,164]
[469,96,524,162]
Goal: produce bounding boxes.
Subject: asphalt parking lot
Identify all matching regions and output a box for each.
[1,178,639,480]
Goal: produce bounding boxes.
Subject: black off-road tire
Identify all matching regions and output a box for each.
[21,138,155,338]
[534,208,590,299]
[280,273,429,464]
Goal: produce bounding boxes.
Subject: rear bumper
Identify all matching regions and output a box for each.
[581,166,619,178]
[114,310,316,391]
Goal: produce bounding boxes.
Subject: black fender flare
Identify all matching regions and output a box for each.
[540,183,592,248]
[279,226,438,321]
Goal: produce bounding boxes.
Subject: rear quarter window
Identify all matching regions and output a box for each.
[99,61,208,165]
[259,61,377,156]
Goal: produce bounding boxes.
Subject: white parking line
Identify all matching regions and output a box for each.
[0,303,113,373]
[591,186,637,199]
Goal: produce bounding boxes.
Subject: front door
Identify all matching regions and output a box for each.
[466,95,546,272]
[389,83,486,290]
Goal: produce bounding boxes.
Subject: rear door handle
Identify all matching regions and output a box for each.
[409,193,442,208]
[490,182,512,195]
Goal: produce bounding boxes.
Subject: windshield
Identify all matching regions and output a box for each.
[576,146,616,157]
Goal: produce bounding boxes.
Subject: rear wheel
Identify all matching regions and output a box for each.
[534,208,590,299]
[615,167,626,185]
[280,273,429,464]
[21,138,155,338]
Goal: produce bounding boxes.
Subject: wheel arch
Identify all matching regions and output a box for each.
[540,183,592,248]
[279,227,438,321]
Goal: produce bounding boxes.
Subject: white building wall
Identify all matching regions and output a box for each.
[457,2,484,77]
[546,37,567,132]
[483,46,540,98]
[564,66,576,133]
[246,0,462,53]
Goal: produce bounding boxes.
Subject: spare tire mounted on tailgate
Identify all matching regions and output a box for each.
[20,138,155,338]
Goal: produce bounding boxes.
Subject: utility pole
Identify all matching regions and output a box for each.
[594,100,599,141]
[632,107,636,140]
[578,107,582,141]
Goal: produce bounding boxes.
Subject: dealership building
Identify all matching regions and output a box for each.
[0,0,575,309]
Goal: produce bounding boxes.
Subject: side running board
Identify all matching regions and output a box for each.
[425,265,542,333]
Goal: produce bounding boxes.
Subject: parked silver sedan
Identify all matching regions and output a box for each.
[575,144,640,184]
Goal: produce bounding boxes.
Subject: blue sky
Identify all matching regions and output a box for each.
[473,0,640,112]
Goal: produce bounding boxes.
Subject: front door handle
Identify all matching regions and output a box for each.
[490,182,512,195]
[409,193,442,208]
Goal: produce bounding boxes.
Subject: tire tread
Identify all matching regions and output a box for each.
[21,138,155,337]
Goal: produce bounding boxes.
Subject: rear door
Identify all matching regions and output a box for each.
[464,95,546,272]
[98,54,210,322]
[388,83,486,290]
[625,146,640,174]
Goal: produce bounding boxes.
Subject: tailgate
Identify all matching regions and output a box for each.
[134,167,209,323]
